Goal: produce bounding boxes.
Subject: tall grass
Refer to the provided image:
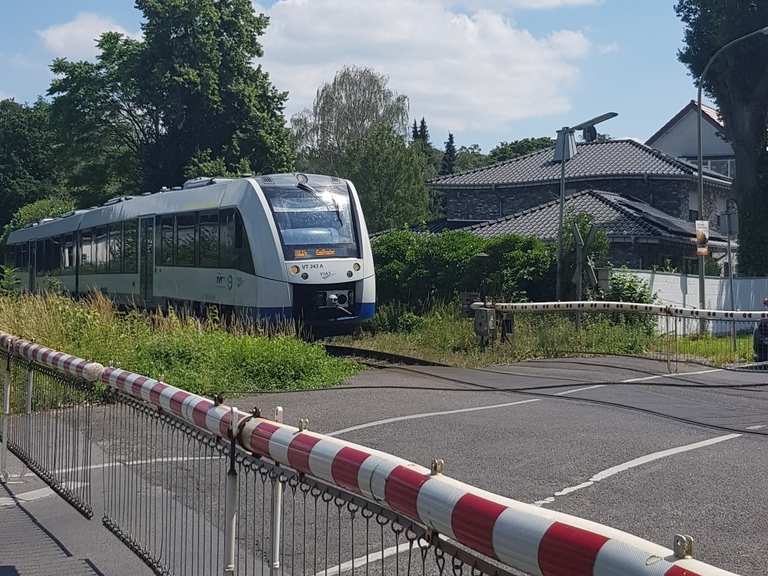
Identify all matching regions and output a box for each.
[342,303,749,367]
[0,293,360,395]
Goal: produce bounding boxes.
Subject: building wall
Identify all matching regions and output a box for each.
[441,177,729,225]
[649,108,734,159]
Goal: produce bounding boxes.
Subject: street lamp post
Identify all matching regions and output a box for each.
[555,112,617,300]
[696,26,768,313]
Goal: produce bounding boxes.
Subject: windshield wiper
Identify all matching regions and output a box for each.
[297,182,343,225]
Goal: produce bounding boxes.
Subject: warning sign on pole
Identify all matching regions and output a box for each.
[696,220,709,257]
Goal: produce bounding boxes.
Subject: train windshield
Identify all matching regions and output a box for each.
[263,183,360,260]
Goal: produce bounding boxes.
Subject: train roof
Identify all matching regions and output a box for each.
[6,174,348,245]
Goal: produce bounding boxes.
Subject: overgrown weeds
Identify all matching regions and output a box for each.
[0,292,360,395]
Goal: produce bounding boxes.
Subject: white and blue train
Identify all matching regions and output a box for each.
[5,174,376,333]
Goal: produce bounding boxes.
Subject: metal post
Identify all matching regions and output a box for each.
[556,154,566,301]
[270,406,284,576]
[697,83,706,318]
[1,355,10,482]
[224,406,238,576]
[727,210,737,356]
[25,365,33,459]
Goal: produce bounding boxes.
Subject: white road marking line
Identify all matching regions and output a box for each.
[533,433,742,506]
[327,399,541,437]
[746,424,766,430]
[555,384,605,395]
[328,367,727,437]
[53,455,223,474]
[314,542,414,576]
[622,368,723,383]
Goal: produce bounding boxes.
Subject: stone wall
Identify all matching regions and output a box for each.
[440,177,729,225]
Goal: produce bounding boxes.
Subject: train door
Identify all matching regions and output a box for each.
[139,217,154,304]
[29,241,37,293]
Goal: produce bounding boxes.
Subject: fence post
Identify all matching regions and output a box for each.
[270,406,284,576]
[224,406,238,576]
[1,352,10,482]
[665,313,671,373]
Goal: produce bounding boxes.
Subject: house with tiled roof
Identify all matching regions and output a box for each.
[429,138,732,226]
[646,100,735,179]
[464,190,729,270]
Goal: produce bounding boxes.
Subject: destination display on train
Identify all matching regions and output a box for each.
[294,247,337,259]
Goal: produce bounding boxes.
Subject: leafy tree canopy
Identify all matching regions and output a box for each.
[48,0,294,193]
[676,0,768,274]
[0,99,61,229]
[487,137,554,164]
[1,196,75,245]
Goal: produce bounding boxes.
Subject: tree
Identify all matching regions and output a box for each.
[49,0,294,194]
[411,120,419,142]
[417,118,430,147]
[0,99,61,229]
[487,137,554,164]
[344,124,430,232]
[291,66,409,174]
[676,1,768,274]
[1,196,75,246]
[455,144,488,172]
[440,133,457,175]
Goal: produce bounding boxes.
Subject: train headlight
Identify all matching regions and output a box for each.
[290,265,300,275]
[353,263,361,271]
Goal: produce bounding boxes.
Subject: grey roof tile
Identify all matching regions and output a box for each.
[465,190,727,243]
[430,139,731,188]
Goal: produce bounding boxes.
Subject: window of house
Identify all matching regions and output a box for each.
[198,211,219,267]
[124,220,138,273]
[175,213,196,266]
[95,227,108,273]
[108,223,123,273]
[159,216,174,266]
[709,159,730,176]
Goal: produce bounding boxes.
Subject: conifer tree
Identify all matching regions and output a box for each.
[440,133,457,175]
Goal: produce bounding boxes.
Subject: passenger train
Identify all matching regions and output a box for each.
[5,174,376,333]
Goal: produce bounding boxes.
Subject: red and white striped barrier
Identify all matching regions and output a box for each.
[8,337,104,381]
[472,300,768,322]
[100,367,737,576]
[0,332,741,576]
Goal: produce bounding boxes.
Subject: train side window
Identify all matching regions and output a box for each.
[175,213,196,267]
[61,234,75,274]
[48,237,62,274]
[36,241,46,274]
[235,211,254,274]
[108,223,123,273]
[220,209,236,269]
[124,220,138,273]
[95,227,108,273]
[159,216,174,266]
[80,230,94,273]
[198,211,219,267]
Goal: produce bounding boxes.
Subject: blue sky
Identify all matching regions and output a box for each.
[0,1,705,151]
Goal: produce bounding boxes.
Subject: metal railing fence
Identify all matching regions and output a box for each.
[472,300,768,369]
[0,329,741,576]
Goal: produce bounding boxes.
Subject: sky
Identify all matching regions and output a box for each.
[0,0,707,152]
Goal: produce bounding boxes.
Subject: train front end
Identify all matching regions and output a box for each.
[257,174,375,334]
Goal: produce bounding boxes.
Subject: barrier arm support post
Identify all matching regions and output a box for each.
[0,352,9,482]
[270,406,284,576]
[224,406,238,576]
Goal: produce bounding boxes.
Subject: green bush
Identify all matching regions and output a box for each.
[602,269,656,304]
[372,229,555,311]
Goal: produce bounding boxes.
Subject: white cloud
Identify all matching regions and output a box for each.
[255,0,593,135]
[38,13,136,60]
[445,0,600,11]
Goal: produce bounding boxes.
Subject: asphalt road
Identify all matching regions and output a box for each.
[232,357,768,576]
[5,356,768,575]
